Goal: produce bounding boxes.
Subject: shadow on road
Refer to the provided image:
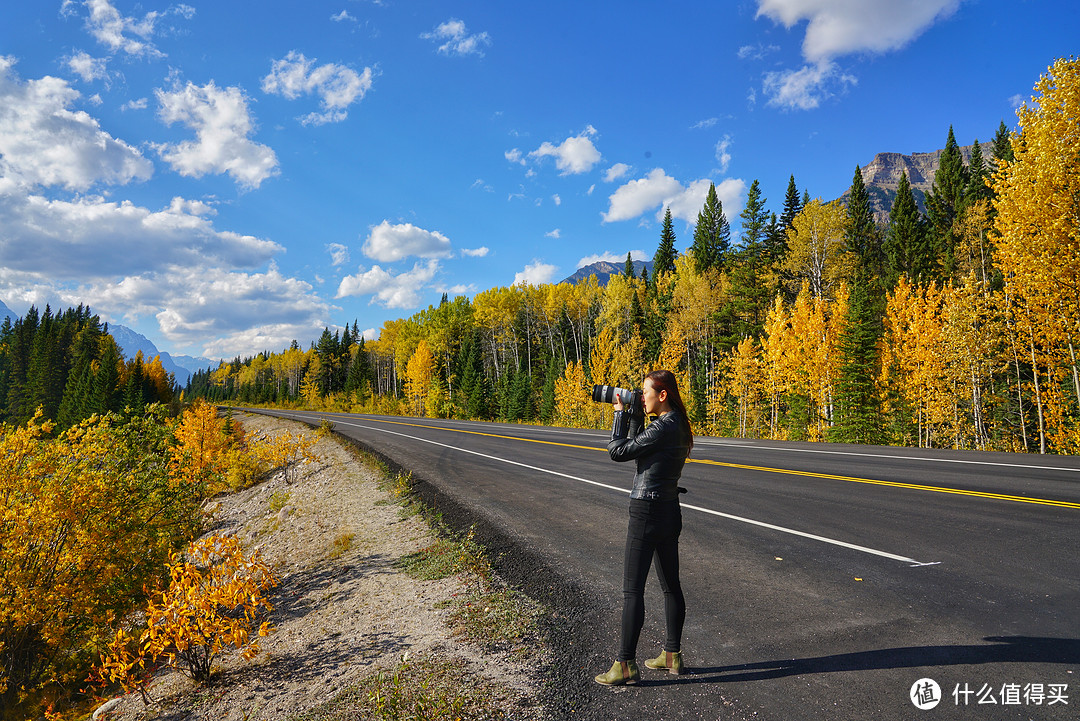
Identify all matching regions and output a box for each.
[640,636,1080,685]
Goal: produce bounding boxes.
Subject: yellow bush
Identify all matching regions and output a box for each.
[97,534,277,691]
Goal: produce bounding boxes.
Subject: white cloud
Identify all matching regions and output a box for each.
[763,61,857,110]
[505,148,525,165]
[529,127,601,175]
[0,191,280,281]
[0,58,152,191]
[336,259,440,308]
[715,134,733,173]
[690,117,718,130]
[604,163,630,182]
[756,0,961,65]
[1008,93,1025,109]
[736,43,780,61]
[331,10,355,22]
[545,229,561,239]
[154,81,279,189]
[552,194,561,206]
[361,327,378,341]
[362,220,452,262]
[326,242,350,266]
[120,97,147,111]
[513,260,558,286]
[262,51,373,126]
[67,50,109,82]
[461,246,489,257]
[577,250,646,268]
[422,19,492,57]
[75,0,193,59]
[603,169,747,224]
[756,0,958,110]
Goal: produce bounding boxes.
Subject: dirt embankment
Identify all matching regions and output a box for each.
[97,412,544,721]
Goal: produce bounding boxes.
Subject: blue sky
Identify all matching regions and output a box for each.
[0,0,1075,361]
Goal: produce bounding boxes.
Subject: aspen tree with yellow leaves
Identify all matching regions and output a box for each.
[993,56,1080,453]
[405,339,436,416]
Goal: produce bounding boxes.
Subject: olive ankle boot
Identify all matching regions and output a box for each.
[593,659,640,686]
[644,649,685,675]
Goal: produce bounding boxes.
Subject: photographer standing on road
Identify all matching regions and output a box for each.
[594,369,694,686]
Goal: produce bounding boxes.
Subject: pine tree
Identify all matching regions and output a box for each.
[780,174,802,232]
[739,179,768,250]
[689,183,730,273]
[845,165,883,286]
[964,139,990,206]
[623,252,636,279]
[763,211,785,265]
[652,207,678,282]
[926,125,969,279]
[991,119,1014,165]
[830,267,885,444]
[883,172,932,286]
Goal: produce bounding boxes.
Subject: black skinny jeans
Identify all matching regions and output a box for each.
[619,498,686,661]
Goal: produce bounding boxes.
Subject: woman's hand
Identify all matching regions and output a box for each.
[613,396,624,412]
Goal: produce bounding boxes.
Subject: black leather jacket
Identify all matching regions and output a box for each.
[608,409,690,501]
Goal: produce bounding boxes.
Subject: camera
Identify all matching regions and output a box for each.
[591,384,642,409]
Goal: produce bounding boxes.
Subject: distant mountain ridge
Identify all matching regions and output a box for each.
[561,259,653,286]
[843,139,993,221]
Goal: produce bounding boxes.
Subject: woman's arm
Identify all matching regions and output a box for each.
[608,413,671,462]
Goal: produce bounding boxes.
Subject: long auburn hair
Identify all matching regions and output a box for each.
[645,369,694,455]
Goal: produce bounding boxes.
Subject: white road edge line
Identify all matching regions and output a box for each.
[301,414,937,568]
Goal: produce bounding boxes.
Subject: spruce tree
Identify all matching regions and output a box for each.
[883,172,932,286]
[652,207,678,282]
[689,183,729,273]
[780,174,802,232]
[925,125,969,279]
[964,139,990,206]
[739,179,768,250]
[991,119,1014,165]
[763,211,785,265]
[845,165,884,287]
[623,252,636,279]
[829,266,885,444]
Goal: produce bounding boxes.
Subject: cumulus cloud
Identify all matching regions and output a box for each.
[336,259,440,308]
[67,50,109,82]
[577,250,646,268]
[326,242,350,266]
[0,191,280,281]
[755,0,960,109]
[120,97,147,111]
[361,220,452,262]
[603,169,746,224]
[505,148,525,165]
[461,246,489,257]
[262,51,373,125]
[552,194,561,206]
[513,260,558,286]
[422,18,492,57]
[0,58,152,191]
[545,229,561,239]
[154,80,279,188]
[604,163,630,182]
[529,126,601,175]
[70,0,194,59]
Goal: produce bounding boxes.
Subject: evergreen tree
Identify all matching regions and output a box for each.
[92,336,122,414]
[925,125,969,278]
[739,179,769,250]
[780,174,802,232]
[883,172,932,286]
[344,337,373,399]
[689,183,730,273]
[763,211,785,265]
[964,139,990,206]
[829,267,886,444]
[652,207,678,282]
[991,119,1014,165]
[623,252,636,279]
[538,356,559,424]
[845,165,884,285]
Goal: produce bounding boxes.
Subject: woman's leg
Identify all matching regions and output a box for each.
[618,507,655,661]
[652,536,685,653]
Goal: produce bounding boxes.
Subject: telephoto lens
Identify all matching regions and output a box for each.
[591,384,634,405]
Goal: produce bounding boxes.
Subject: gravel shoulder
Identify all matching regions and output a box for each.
[99,412,545,721]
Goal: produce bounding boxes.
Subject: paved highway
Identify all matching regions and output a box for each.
[242,409,1079,720]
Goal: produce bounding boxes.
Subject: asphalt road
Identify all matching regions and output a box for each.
[241,409,1080,720]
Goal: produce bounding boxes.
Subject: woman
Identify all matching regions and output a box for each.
[594,369,693,686]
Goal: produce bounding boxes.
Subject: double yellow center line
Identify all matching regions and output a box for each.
[355,417,1080,511]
